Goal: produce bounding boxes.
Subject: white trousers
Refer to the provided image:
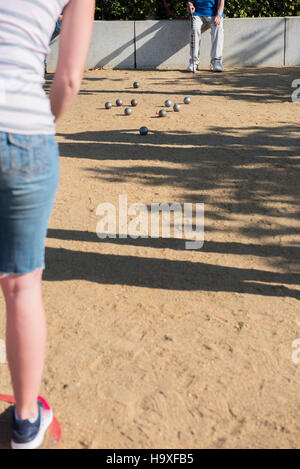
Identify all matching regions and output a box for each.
[190,15,224,64]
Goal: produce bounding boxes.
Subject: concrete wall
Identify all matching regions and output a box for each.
[135,20,190,69]
[47,21,135,71]
[46,17,300,71]
[285,17,300,66]
[223,18,285,67]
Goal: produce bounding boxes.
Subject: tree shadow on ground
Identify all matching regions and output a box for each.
[44,246,300,299]
[47,228,299,260]
[56,124,300,235]
[45,68,299,103]
[188,67,299,103]
[53,120,300,279]
[45,69,300,294]
[46,229,300,293]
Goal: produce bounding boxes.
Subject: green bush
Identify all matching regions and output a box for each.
[225,0,299,17]
[95,0,300,20]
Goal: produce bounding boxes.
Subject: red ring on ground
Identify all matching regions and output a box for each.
[0,394,62,449]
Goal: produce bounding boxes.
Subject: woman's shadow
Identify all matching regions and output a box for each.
[0,405,13,449]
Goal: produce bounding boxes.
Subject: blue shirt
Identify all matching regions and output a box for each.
[192,1,223,17]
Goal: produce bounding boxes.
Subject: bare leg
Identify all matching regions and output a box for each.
[0,268,46,420]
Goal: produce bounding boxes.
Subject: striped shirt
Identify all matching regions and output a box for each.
[0,0,70,135]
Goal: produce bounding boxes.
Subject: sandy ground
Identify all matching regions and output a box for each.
[0,67,300,449]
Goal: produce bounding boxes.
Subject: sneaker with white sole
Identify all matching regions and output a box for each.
[11,400,53,449]
[211,59,223,72]
[187,61,198,72]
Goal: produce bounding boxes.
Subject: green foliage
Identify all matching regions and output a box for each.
[95,0,300,20]
[225,0,299,18]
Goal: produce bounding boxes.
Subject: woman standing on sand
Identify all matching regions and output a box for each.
[0,0,94,449]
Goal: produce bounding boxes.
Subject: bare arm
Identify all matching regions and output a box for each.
[214,0,225,25]
[50,0,95,122]
[217,0,225,16]
[186,2,195,15]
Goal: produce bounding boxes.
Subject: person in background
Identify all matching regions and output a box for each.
[0,0,95,449]
[52,15,64,41]
[186,0,225,72]
[45,15,64,74]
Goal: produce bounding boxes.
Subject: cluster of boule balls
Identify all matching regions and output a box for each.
[105,82,140,113]
[104,82,191,136]
[159,97,191,118]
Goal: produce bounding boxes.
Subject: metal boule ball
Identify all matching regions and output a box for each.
[139,126,148,136]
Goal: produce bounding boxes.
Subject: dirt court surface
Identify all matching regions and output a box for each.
[1,67,300,449]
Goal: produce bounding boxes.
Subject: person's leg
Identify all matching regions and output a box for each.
[188,15,202,70]
[0,268,46,421]
[0,133,59,448]
[210,18,224,67]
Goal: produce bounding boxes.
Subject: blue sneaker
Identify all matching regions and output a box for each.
[11,400,53,449]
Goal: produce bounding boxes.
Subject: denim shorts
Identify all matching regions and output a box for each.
[0,132,59,276]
